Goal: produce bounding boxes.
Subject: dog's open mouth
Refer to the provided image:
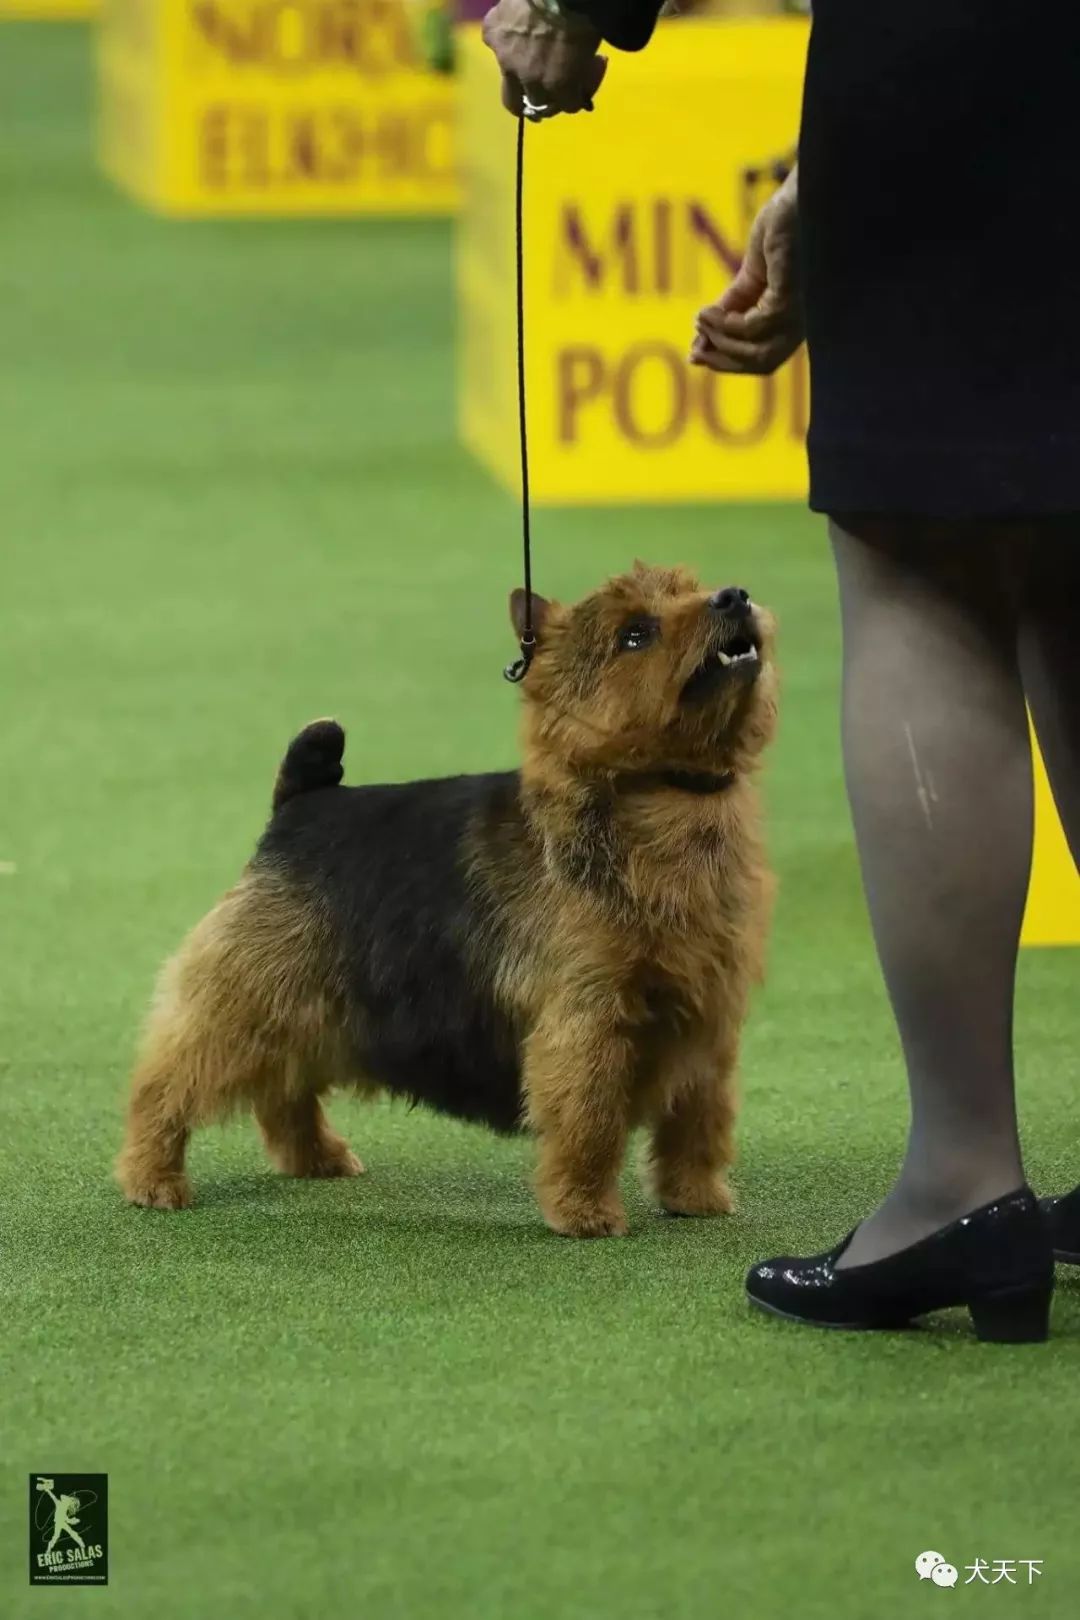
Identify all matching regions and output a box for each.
[680,632,761,703]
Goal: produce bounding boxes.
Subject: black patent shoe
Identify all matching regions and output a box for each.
[1039,1183,1080,1265]
[746,1187,1053,1342]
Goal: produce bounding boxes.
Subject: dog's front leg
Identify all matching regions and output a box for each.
[648,1024,739,1218]
[524,1000,634,1238]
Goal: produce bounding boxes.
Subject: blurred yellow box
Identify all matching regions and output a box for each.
[457,18,808,504]
[1024,737,1080,946]
[98,0,456,216]
[0,0,94,13]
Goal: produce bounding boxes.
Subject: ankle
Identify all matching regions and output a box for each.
[889,1163,1025,1226]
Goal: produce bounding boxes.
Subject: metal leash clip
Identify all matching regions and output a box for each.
[503,631,537,684]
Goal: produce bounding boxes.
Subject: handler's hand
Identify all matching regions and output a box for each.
[690,168,803,375]
[482,0,608,119]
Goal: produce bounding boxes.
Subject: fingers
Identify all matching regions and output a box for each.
[692,262,803,375]
[690,326,802,376]
[694,305,782,370]
[697,305,781,347]
[702,293,788,341]
[522,79,578,119]
[715,216,769,314]
[711,264,767,319]
[523,51,608,118]
[715,306,774,338]
[520,79,556,118]
[554,52,607,114]
[690,335,773,375]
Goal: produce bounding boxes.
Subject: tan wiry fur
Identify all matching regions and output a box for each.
[116,875,363,1209]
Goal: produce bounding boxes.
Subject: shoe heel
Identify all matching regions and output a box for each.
[969,1281,1052,1343]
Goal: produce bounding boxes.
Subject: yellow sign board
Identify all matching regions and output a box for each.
[98,0,457,216]
[458,18,809,504]
[1023,737,1080,945]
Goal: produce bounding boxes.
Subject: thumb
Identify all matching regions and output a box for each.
[584,53,608,104]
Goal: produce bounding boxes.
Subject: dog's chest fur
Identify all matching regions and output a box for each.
[535,783,767,1051]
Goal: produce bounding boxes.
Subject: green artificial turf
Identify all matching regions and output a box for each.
[2,23,1079,1620]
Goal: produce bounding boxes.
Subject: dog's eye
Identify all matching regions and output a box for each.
[617,618,659,653]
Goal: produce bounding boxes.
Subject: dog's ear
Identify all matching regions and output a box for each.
[509,589,552,644]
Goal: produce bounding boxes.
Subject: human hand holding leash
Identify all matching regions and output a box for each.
[482,0,608,118]
[691,166,803,376]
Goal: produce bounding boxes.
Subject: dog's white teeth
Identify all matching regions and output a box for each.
[717,651,732,666]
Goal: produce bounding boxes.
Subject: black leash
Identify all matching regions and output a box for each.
[504,113,536,685]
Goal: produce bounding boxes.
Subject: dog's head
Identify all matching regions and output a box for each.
[511,562,777,780]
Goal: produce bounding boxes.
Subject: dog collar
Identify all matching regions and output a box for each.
[614,768,737,797]
[657,769,737,795]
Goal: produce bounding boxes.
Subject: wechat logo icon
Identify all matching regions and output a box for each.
[916,1551,958,1588]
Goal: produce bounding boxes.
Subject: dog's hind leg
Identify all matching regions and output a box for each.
[115,1045,197,1210]
[116,966,255,1211]
[254,1088,364,1180]
[116,936,238,1210]
[117,872,356,1208]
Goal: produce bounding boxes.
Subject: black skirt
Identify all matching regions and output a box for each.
[799,2,1080,516]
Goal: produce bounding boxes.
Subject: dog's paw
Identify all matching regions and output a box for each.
[543,1201,629,1239]
[120,1172,193,1211]
[658,1175,736,1218]
[269,1131,365,1179]
[307,1145,365,1179]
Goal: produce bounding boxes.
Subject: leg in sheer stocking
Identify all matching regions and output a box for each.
[830,518,1031,1269]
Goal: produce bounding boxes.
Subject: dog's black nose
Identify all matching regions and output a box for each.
[709,587,751,618]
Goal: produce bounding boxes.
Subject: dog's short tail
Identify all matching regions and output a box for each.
[272,719,345,811]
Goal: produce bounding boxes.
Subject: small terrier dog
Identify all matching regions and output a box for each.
[117,564,777,1237]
